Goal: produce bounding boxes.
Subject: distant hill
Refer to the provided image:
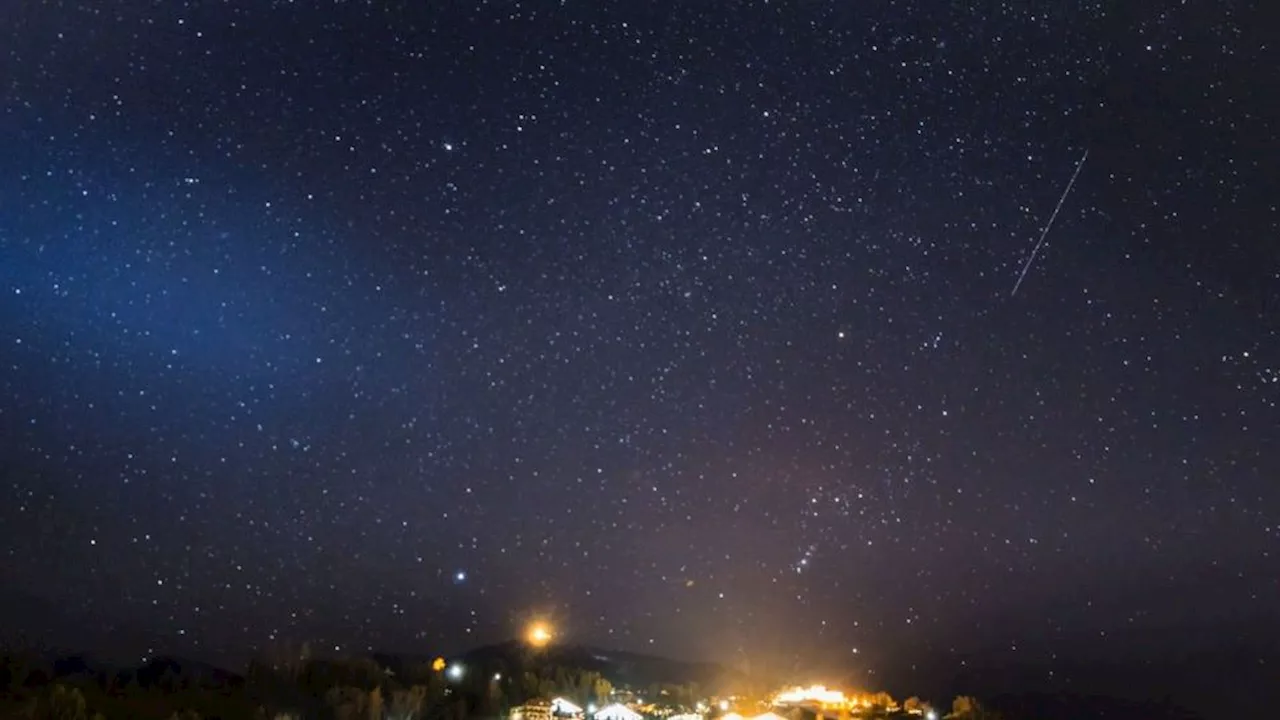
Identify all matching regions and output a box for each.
[126,655,245,690]
[985,692,1206,720]
[11,640,737,695]
[881,625,1280,720]
[447,640,746,690]
[0,650,245,696]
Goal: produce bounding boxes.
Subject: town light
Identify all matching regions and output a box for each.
[446,662,465,681]
[773,685,848,706]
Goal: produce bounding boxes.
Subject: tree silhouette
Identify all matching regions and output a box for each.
[950,696,977,718]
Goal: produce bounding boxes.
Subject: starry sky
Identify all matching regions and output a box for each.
[1,0,1277,688]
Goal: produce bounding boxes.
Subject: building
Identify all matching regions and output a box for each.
[552,698,586,718]
[512,699,554,720]
[595,704,644,720]
[771,686,898,716]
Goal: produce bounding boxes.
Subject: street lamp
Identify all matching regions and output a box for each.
[446,662,465,682]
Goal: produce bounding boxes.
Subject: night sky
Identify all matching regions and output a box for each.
[2,0,1277,690]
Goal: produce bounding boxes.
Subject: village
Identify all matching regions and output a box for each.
[505,684,939,720]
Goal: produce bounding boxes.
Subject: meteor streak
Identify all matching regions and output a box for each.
[1011,149,1089,296]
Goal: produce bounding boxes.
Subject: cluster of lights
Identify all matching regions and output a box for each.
[773,685,849,706]
[734,694,934,720]
[432,620,554,688]
[771,685,906,713]
[512,680,933,720]
[437,660,501,683]
[441,629,932,720]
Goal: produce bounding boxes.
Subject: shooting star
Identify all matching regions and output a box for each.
[1011,149,1089,296]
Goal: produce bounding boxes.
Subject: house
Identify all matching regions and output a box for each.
[552,697,586,718]
[512,699,554,720]
[594,703,644,720]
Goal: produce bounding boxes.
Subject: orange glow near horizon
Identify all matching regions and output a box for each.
[525,621,554,647]
[771,685,896,712]
[773,685,848,706]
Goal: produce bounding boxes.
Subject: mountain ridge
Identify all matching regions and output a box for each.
[451,639,747,690]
